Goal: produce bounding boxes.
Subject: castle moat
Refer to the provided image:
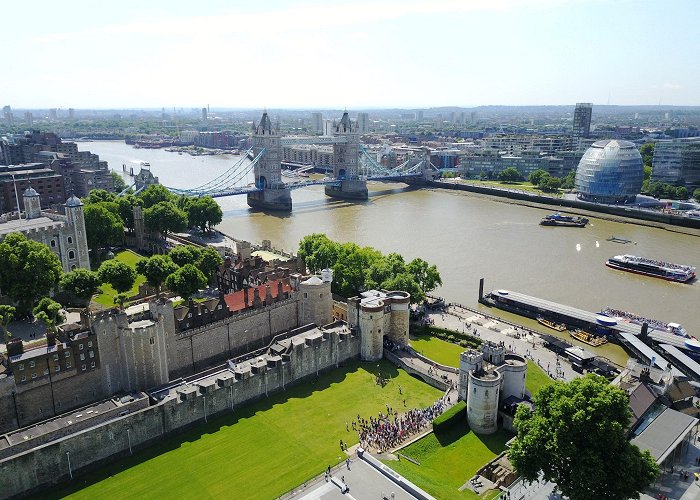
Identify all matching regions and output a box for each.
[89,141,700,364]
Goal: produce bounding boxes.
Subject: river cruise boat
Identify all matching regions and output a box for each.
[537,317,566,332]
[600,308,688,337]
[539,213,588,227]
[570,329,608,347]
[606,255,696,283]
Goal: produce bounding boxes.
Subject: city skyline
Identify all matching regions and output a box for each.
[2,0,699,108]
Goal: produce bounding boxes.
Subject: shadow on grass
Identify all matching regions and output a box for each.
[434,425,468,447]
[38,358,401,500]
[474,428,514,455]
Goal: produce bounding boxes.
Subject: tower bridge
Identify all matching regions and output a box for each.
[129,110,440,211]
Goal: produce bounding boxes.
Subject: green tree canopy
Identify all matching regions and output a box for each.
[165,263,207,300]
[0,233,64,315]
[83,189,116,205]
[138,184,175,209]
[111,171,129,192]
[0,305,16,344]
[169,244,203,267]
[540,175,562,192]
[144,201,188,238]
[33,297,65,334]
[117,195,137,231]
[84,204,124,256]
[528,169,549,186]
[97,259,137,295]
[406,258,442,295]
[509,374,658,500]
[639,142,655,168]
[498,167,524,183]
[675,186,689,200]
[60,269,101,302]
[187,196,223,233]
[694,188,700,203]
[136,254,178,296]
[561,170,576,190]
[196,247,223,279]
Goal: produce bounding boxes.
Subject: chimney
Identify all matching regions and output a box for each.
[244,287,249,307]
[253,287,262,309]
[277,280,284,301]
[265,284,273,305]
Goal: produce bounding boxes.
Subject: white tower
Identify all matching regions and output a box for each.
[64,195,91,270]
[23,186,41,219]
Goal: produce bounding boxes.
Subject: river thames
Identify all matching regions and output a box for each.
[84,141,700,364]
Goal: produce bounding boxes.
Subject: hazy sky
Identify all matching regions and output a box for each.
[2,0,698,108]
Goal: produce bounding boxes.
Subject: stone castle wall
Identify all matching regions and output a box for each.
[0,330,361,499]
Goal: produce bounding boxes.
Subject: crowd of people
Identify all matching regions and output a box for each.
[356,400,446,452]
[601,308,669,330]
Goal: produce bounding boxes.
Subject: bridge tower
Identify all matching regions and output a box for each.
[247,111,292,211]
[325,110,368,200]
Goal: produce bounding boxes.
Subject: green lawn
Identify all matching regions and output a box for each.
[410,333,552,396]
[92,250,146,307]
[384,426,512,500]
[47,359,442,500]
[454,179,563,197]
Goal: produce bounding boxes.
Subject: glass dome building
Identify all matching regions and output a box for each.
[574,139,643,203]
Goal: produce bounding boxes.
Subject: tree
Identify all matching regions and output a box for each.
[60,269,101,302]
[138,184,175,209]
[187,196,223,233]
[144,201,188,238]
[97,259,137,296]
[0,233,64,315]
[165,264,207,300]
[407,258,442,296]
[33,297,65,335]
[509,374,658,500]
[117,195,136,231]
[83,189,116,205]
[694,188,700,203]
[540,176,562,192]
[639,142,655,168]
[169,245,203,267]
[674,186,688,200]
[561,170,576,190]
[111,171,128,193]
[84,204,124,257]
[0,305,16,345]
[529,169,549,186]
[136,255,178,297]
[196,247,223,280]
[643,165,652,182]
[497,167,524,183]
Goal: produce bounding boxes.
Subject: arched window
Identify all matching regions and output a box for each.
[50,240,56,248]
[68,250,75,259]
[67,236,73,244]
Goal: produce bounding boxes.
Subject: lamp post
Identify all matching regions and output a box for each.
[127,428,132,455]
[66,451,73,479]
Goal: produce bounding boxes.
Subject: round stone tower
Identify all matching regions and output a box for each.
[298,275,332,327]
[499,354,527,400]
[359,300,384,361]
[23,186,41,219]
[386,291,410,345]
[467,368,501,434]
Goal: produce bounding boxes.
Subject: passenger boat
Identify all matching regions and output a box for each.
[570,329,608,347]
[539,213,588,227]
[537,317,566,331]
[600,308,689,337]
[606,255,696,283]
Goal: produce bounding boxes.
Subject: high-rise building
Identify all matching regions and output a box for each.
[49,108,58,120]
[2,106,13,125]
[201,107,207,121]
[416,110,424,121]
[572,103,592,148]
[651,137,700,190]
[311,112,323,133]
[24,112,33,126]
[356,112,369,133]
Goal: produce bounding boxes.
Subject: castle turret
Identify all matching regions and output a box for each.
[23,186,41,219]
[64,195,90,270]
[298,275,332,327]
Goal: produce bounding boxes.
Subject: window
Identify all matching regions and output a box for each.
[18,364,24,371]
[29,361,35,368]
[303,293,308,298]
[149,338,154,345]
[319,293,322,298]
[81,364,86,371]
[50,240,56,247]
[79,353,85,361]
[20,375,26,382]
[79,344,84,350]
[67,236,73,244]
[87,341,92,348]
[91,361,96,368]
[53,354,59,361]
[32,373,37,379]
[55,365,60,372]
[43,369,49,376]
[68,250,75,260]
[65,351,70,358]
[66,362,71,369]
[89,351,94,358]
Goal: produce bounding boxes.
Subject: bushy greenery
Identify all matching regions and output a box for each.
[298,233,442,302]
[497,167,523,183]
[694,188,700,202]
[641,180,689,200]
[431,401,467,432]
[412,323,481,348]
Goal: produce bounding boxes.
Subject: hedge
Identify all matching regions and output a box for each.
[432,400,467,432]
[411,323,481,348]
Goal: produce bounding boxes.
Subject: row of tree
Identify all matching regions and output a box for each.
[83,185,223,260]
[298,234,442,302]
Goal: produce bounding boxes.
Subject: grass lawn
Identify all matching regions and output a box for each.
[47,359,442,500]
[384,425,512,500]
[409,333,552,396]
[92,250,146,307]
[454,179,563,198]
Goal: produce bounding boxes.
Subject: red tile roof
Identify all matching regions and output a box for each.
[224,280,292,313]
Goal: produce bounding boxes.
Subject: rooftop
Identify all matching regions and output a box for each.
[0,216,65,237]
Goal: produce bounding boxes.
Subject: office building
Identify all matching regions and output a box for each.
[574,140,643,204]
[311,112,323,133]
[651,138,700,190]
[572,103,592,148]
[356,112,369,133]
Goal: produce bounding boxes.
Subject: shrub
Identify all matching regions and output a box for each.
[459,340,469,348]
[432,401,467,432]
